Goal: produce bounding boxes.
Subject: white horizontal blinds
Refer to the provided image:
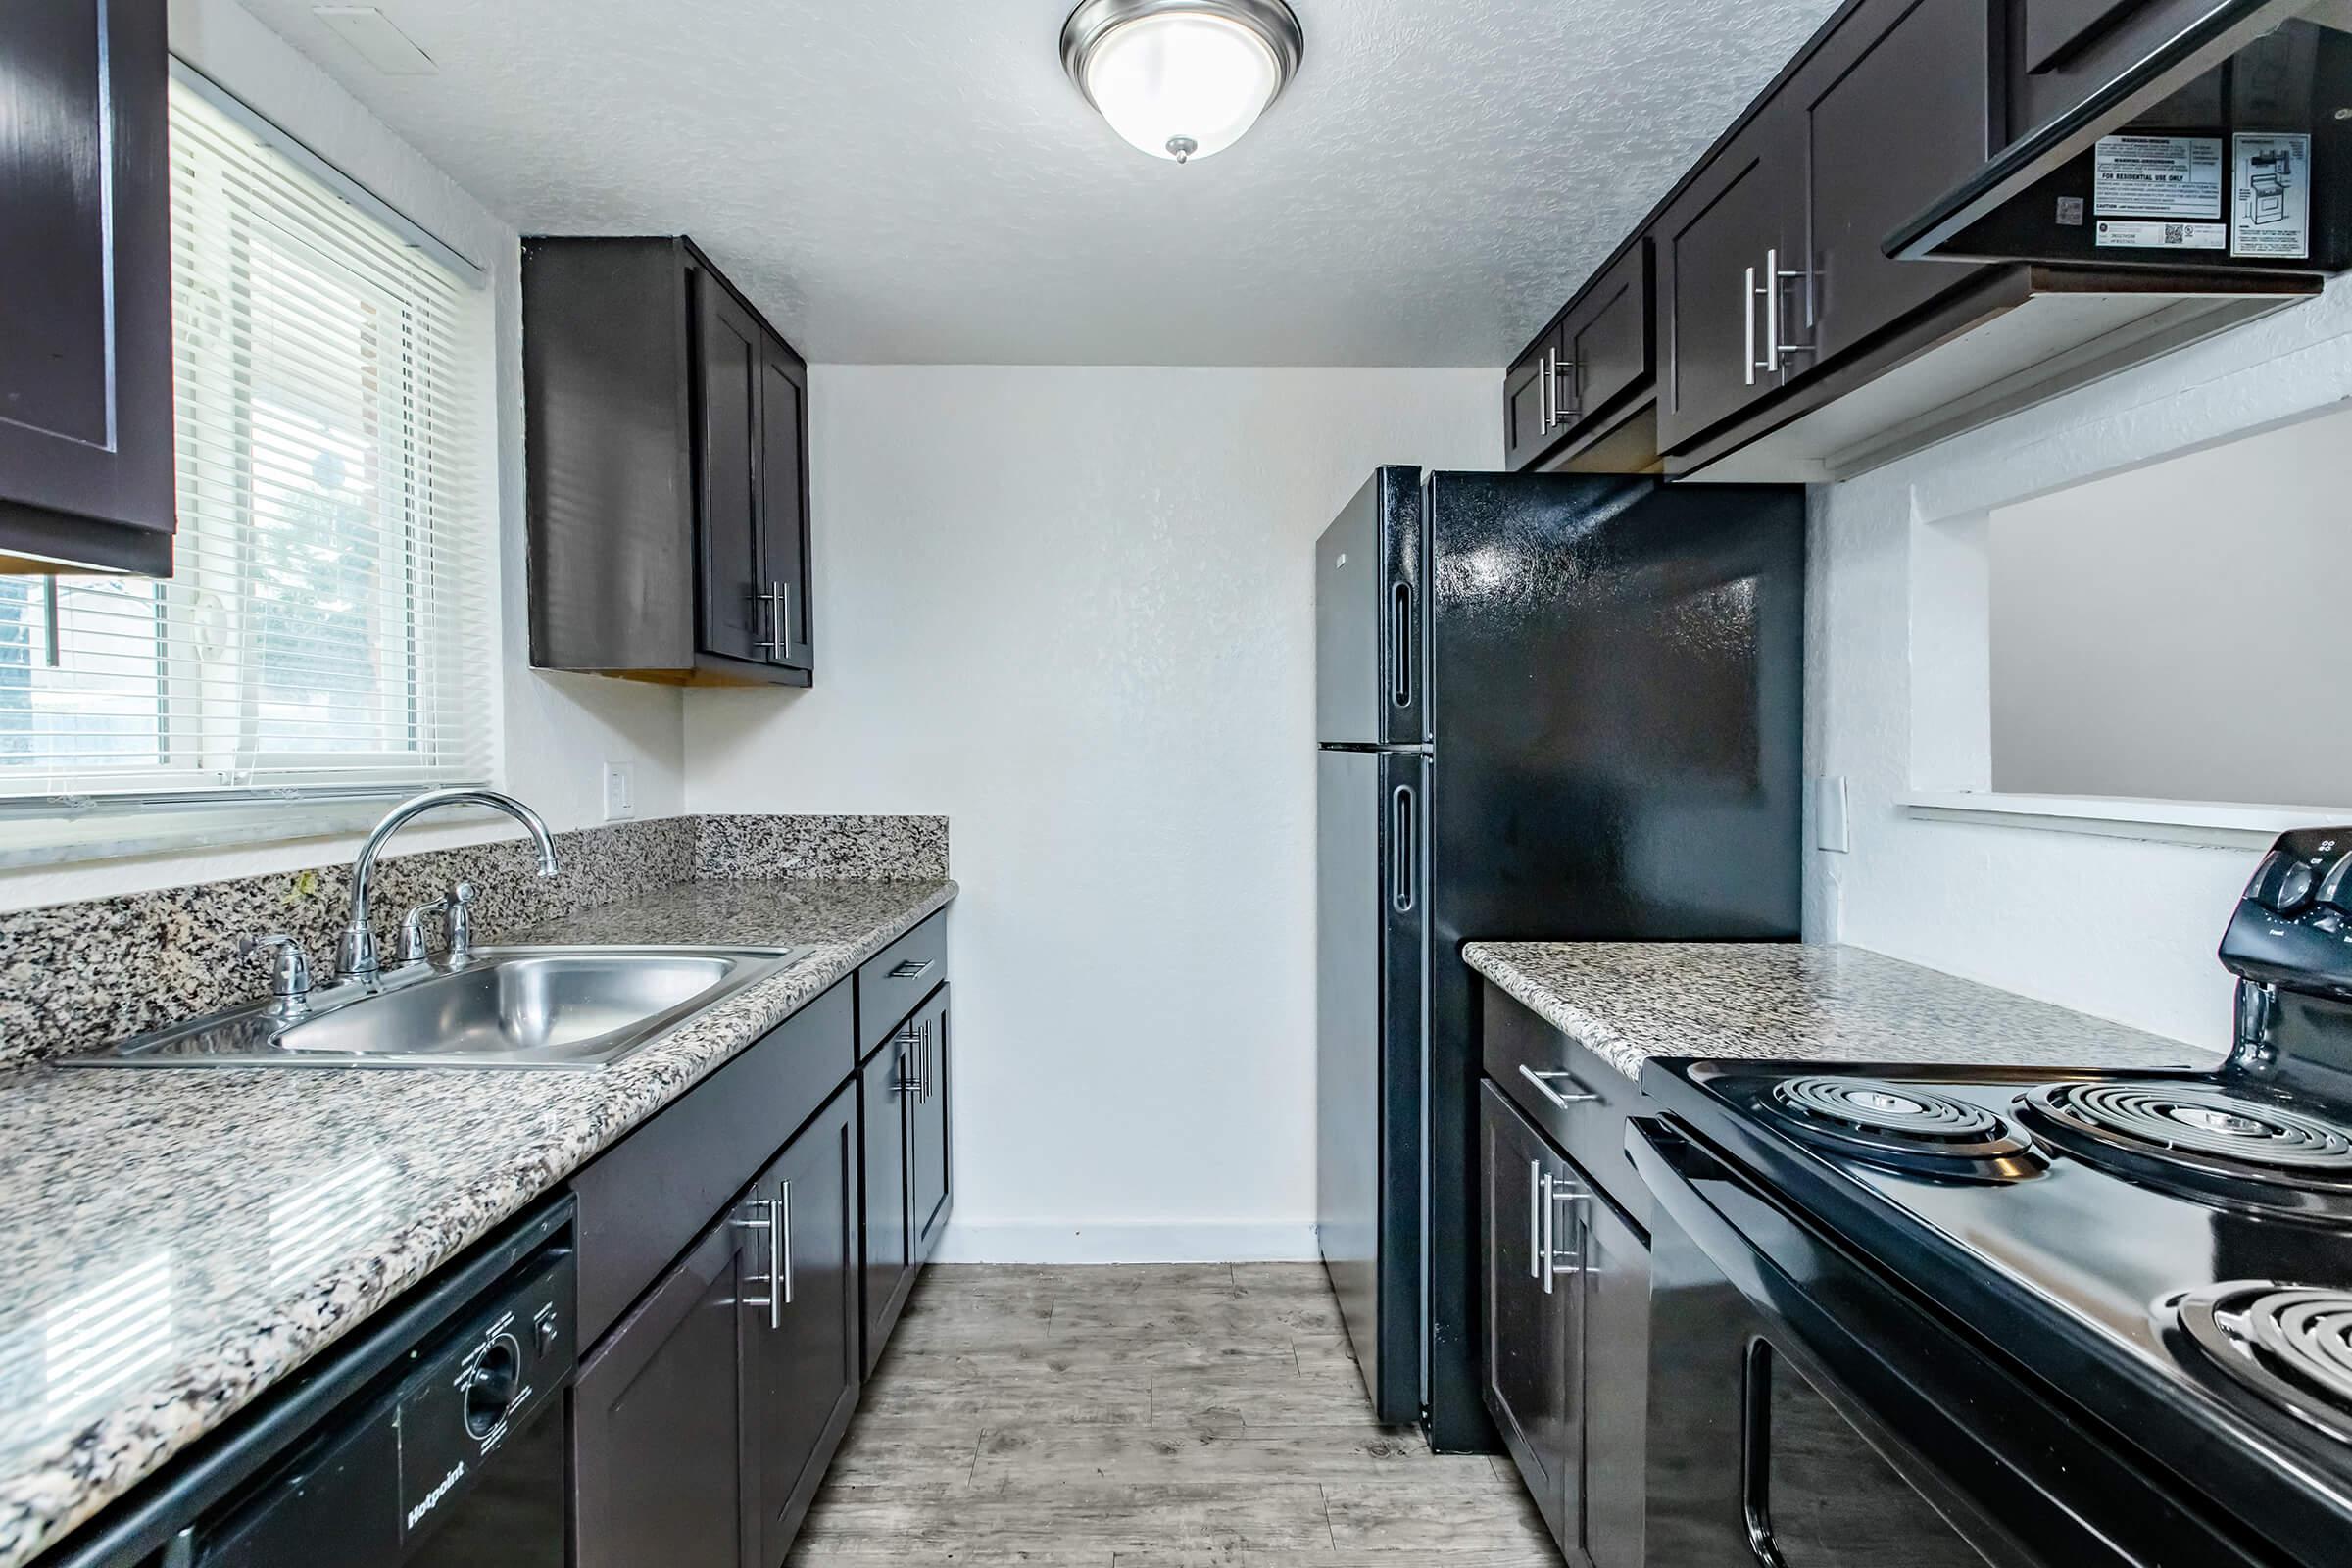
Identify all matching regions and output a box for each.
[0,79,495,803]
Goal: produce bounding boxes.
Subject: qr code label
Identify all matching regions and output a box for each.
[2095,220,2227,250]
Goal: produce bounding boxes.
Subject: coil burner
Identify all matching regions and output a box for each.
[1758,1075,2042,1179]
[2168,1283,2352,1443]
[2018,1082,2352,1218]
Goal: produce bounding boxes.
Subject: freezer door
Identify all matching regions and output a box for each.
[1314,467,1425,748]
[1315,746,1425,1425]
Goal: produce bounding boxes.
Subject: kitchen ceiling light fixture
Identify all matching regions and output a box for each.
[1060,0,1304,164]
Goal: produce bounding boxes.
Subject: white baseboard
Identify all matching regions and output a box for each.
[927,1219,1321,1265]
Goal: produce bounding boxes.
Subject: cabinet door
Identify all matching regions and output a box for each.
[1655,111,1804,452]
[1580,1189,1651,1568]
[1796,0,1992,363]
[0,0,174,575]
[695,275,765,663]
[1501,332,1558,470]
[574,1213,753,1568]
[1558,241,1653,431]
[745,1089,861,1568]
[859,1032,916,1373]
[908,989,953,1263]
[756,341,812,671]
[1479,1083,1582,1552]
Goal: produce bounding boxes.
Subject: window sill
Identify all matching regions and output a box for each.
[1897,792,2350,850]
[0,796,496,872]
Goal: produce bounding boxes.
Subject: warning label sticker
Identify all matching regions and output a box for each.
[2094,135,2224,220]
[2232,133,2310,260]
[2094,220,2227,250]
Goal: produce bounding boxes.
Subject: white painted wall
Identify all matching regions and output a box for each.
[1809,273,2352,1051]
[686,366,1498,1261]
[0,0,685,913]
[1985,405,2352,809]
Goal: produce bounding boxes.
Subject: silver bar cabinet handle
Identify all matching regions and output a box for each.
[778,581,793,661]
[1769,250,1814,372]
[1550,1180,1592,1278]
[750,583,784,656]
[1518,1062,1601,1108]
[1528,1159,1543,1282]
[892,1027,918,1096]
[776,1186,793,1310]
[889,958,936,980]
[1743,264,1759,387]
[1540,1170,1557,1296]
[1537,346,1553,433]
[735,1201,777,1327]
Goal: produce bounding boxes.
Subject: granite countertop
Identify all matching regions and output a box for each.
[1464,941,2219,1084]
[0,875,956,1568]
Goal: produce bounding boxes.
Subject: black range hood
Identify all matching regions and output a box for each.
[1890,0,2352,270]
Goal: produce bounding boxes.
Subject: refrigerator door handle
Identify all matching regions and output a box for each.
[1389,581,1413,710]
[1390,784,1417,913]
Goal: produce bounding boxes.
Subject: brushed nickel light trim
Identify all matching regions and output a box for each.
[1059,0,1306,163]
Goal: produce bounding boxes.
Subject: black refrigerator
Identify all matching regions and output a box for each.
[1314,467,1804,1449]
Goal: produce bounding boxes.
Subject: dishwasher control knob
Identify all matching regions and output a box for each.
[462,1333,521,1441]
[2319,854,2352,915]
[2273,860,2321,917]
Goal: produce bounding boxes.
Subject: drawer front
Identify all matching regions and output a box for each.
[1480,978,1651,1229]
[1559,240,1653,428]
[571,978,857,1346]
[858,910,948,1057]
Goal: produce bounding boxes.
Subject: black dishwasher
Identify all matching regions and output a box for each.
[44,1199,576,1568]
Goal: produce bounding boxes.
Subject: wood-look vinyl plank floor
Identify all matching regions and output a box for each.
[787,1264,1558,1565]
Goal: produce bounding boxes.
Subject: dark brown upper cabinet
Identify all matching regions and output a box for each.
[1505,242,1657,472]
[1654,110,1806,453]
[1508,0,2335,484]
[524,236,813,687]
[0,0,175,576]
[1794,0,1994,363]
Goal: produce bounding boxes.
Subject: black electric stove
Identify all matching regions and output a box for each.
[1633,827,2352,1568]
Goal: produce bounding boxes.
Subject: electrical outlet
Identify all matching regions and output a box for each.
[1814,775,1850,854]
[603,761,635,822]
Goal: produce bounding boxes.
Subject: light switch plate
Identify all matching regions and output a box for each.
[603,761,635,822]
[1814,775,1850,854]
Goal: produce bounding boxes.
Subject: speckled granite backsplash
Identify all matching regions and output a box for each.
[0,812,945,1064]
[695,813,948,880]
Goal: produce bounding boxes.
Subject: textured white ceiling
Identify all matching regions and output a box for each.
[232,0,1841,366]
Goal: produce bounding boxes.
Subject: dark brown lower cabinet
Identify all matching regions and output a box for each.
[573,1210,756,1568]
[1479,1080,1650,1568]
[1482,1081,1583,1546]
[574,1088,861,1568]
[858,1030,916,1374]
[858,982,953,1374]
[910,988,953,1262]
[746,1089,861,1566]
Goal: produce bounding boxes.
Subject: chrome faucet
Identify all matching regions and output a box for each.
[335,790,561,985]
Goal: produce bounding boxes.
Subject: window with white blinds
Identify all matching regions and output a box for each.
[0,76,496,813]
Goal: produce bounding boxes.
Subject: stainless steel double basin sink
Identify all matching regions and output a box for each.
[65,945,811,1070]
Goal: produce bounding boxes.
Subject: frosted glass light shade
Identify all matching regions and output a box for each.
[1062,0,1303,164]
